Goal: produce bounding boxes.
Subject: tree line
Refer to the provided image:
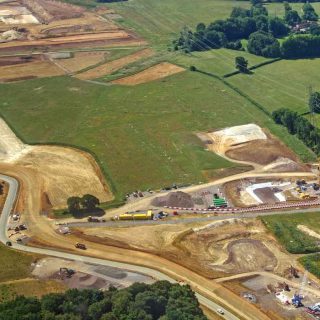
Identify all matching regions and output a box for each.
[174,1,320,59]
[0,281,207,320]
[272,107,320,155]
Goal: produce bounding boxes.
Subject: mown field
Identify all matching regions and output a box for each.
[261,212,320,254]
[0,73,313,199]
[109,0,250,47]
[227,58,320,115]
[107,0,320,121]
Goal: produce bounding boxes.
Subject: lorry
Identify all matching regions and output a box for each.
[115,210,154,221]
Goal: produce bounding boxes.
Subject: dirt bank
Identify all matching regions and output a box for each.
[0,118,112,208]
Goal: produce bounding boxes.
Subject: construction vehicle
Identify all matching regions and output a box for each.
[115,210,154,221]
[87,216,106,223]
[75,243,86,250]
[292,294,303,308]
[59,268,75,278]
[299,193,310,200]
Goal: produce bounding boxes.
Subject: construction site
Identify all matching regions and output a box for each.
[0,0,147,82]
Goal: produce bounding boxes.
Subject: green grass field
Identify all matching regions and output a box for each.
[299,254,320,279]
[109,0,250,48]
[0,245,38,282]
[227,58,320,115]
[0,71,314,199]
[171,49,269,76]
[261,212,320,254]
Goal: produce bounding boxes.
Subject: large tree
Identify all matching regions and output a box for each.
[235,56,249,73]
[247,31,281,57]
[81,194,100,210]
[302,3,318,21]
[67,196,81,213]
[309,91,320,113]
[268,17,288,37]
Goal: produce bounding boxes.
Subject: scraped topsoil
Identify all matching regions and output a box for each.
[215,239,277,273]
[0,118,113,208]
[151,191,194,208]
[225,135,301,166]
[205,124,308,171]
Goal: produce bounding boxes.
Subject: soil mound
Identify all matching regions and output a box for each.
[152,191,194,208]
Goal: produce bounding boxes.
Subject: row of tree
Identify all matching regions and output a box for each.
[282,34,320,58]
[0,281,207,320]
[67,194,100,213]
[173,3,287,55]
[174,2,320,58]
[272,108,320,155]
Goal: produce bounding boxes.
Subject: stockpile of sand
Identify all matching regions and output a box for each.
[152,191,194,208]
[210,124,267,148]
[0,30,24,42]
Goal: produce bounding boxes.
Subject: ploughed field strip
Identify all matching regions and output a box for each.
[75,48,154,80]
[111,62,185,85]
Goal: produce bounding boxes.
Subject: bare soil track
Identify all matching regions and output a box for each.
[76,48,153,80]
[112,62,185,85]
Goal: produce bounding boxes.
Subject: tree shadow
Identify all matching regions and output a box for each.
[71,208,105,219]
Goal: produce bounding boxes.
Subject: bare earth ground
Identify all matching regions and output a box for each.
[201,124,308,172]
[0,54,42,66]
[33,257,154,289]
[0,118,112,208]
[76,48,154,80]
[111,62,185,85]
[1,152,314,319]
[54,51,107,73]
[76,218,296,279]
[0,59,65,82]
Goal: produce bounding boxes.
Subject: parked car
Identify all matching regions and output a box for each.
[217,308,224,315]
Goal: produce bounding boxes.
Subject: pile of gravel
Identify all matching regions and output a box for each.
[152,191,194,208]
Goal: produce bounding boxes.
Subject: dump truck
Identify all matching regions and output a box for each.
[116,210,154,221]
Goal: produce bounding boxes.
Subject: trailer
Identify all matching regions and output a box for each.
[116,210,154,221]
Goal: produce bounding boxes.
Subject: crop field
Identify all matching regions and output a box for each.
[227,58,320,115]
[261,212,320,254]
[0,72,313,198]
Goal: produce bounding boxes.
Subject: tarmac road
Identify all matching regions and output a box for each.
[67,206,320,228]
[0,174,239,320]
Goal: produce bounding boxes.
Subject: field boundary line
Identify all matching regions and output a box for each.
[223,58,282,79]
[195,69,271,116]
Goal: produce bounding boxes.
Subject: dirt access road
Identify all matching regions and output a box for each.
[0,174,262,320]
[1,161,315,320]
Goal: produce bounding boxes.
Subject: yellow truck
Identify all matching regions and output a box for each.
[117,210,153,221]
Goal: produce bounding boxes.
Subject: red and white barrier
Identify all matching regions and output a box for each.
[164,199,320,214]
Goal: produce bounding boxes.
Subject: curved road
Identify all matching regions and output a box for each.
[0,174,239,320]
